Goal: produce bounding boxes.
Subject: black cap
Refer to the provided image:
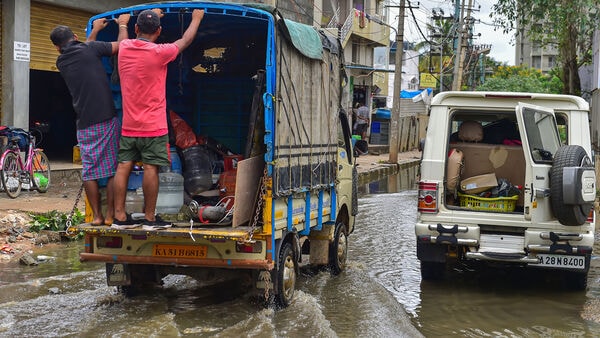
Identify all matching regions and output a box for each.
[137,9,160,34]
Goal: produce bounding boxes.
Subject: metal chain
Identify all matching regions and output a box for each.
[258,270,272,301]
[247,167,268,242]
[65,183,84,237]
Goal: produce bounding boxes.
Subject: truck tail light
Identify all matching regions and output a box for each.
[97,236,123,248]
[236,241,263,253]
[418,181,438,213]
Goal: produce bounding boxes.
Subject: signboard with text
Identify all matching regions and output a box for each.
[420,73,437,88]
[14,41,30,62]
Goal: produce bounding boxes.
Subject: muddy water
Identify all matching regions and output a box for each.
[1,164,599,337]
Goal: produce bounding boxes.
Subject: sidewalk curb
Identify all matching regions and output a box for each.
[357,158,420,184]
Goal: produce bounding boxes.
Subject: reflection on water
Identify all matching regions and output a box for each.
[359,163,419,195]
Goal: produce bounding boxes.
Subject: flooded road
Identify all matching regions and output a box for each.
[1,164,600,337]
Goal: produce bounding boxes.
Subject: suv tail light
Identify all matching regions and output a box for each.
[418,181,438,213]
[586,208,594,224]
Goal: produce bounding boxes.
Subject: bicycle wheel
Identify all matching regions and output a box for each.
[31,150,50,193]
[1,152,22,198]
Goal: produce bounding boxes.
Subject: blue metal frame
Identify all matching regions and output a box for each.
[86,2,273,35]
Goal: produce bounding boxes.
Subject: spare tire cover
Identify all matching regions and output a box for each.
[550,145,594,226]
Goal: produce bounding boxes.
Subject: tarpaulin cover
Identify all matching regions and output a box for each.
[401,88,431,98]
[244,3,324,59]
[279,19,323,60]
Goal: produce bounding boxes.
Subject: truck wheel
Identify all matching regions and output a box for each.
[564,270,588,291]
[328,222,348,275]
[550,145,594,226]
[275,242,297,308]
[420,261,445,280]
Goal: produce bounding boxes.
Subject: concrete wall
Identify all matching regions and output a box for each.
[1,0,30,128]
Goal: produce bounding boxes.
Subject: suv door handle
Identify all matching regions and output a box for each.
[535,188,551,198]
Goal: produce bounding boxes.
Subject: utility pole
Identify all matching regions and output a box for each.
[388,0,406,164]
[452,0,474,90]
[431,8,453,93]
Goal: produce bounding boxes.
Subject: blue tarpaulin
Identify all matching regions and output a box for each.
[401,88,433,104]
[400,88,432,98]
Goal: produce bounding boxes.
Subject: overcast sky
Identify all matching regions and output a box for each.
[390,0,516,65]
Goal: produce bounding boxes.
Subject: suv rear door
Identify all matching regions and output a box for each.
[515,102,562,223]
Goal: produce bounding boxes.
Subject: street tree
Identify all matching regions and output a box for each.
[491,0,600,95]
[476,65,563,93]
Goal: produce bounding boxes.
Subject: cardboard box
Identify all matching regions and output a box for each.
[453,142,525,205]
[460,173,498,194]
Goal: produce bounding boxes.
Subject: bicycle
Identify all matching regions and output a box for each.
[0,128,51,198]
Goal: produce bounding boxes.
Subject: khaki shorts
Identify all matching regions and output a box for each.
[118,135,170,167]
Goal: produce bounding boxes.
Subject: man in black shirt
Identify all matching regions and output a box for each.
[50,14,130,225]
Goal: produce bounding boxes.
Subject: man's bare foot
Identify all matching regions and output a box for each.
[91,217,105,226]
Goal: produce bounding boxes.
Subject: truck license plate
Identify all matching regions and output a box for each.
[535,254,586,270]
[153,244,207,258]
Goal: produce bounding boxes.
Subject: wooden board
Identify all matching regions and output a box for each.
[233,156,264,227]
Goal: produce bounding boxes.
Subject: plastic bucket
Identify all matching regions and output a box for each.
[156,172,184,214]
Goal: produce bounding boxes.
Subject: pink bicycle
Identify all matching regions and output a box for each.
[0,128,50,198]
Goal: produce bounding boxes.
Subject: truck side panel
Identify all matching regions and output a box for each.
[273,32,340,196]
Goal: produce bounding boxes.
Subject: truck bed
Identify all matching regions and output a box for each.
[78,223,255,241]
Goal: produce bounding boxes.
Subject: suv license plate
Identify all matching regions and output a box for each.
[535,254,586,270]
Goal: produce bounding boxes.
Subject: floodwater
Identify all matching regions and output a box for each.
[1,164,600,337]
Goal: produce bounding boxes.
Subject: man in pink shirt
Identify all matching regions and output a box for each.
[112,8,204,228]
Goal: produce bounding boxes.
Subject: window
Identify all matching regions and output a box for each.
[352,42,360,64]
[532,56,542,69]
[522,107,561,163]
[547,56,556,69]
[555,113,568,145]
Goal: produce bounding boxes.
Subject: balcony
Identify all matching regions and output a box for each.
[339,9,390,48]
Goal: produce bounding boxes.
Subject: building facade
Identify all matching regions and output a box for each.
[514,27,558,73]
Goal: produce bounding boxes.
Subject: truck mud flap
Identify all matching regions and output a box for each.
[106,263,131,286]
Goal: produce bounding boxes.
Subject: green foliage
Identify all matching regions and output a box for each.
[475,65,562,93]
[490,0,600,94]
[29,209,84,232]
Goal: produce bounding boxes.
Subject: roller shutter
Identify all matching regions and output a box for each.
[30,2,93,72]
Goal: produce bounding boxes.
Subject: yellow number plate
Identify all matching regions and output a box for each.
[153,244,207,258]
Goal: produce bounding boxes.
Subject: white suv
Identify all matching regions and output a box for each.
[416,91,596,289]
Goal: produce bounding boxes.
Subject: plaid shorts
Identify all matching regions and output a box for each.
[77,117,120,181]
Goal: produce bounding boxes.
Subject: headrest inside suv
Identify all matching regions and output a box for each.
[458,121,483,142]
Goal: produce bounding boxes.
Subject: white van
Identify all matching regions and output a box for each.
[416,91,596,289]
